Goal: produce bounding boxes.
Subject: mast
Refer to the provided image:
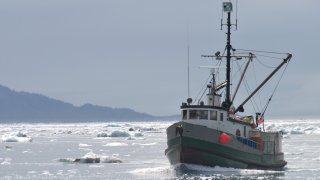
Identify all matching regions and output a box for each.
[221,2,235,109]
[225,11,232,108]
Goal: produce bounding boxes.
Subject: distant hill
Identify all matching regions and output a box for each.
[0,85,169,122]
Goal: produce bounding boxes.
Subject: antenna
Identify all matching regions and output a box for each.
[187,26,190,98]
[187,40,190,98]
[221,1,238,31]
[236,0,238,30]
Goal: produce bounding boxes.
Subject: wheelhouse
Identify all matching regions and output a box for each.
[181,107,225,122]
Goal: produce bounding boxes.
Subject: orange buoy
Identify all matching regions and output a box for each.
[219,132,231,144]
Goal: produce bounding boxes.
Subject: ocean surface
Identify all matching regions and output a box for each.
[1,119,320,179]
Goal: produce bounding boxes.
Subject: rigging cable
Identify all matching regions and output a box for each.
[253,54,284,60]
[255,56,277,69]
[261,61,290,117]
[234,60,259,113]
[251,58,263,110]
[235,48,288,55]
[194,74,211,105]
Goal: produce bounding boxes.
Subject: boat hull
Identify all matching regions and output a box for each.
[165,121,286,170]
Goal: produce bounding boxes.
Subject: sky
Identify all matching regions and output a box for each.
[0,0,319,118]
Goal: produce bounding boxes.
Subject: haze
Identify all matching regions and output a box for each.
[0,0,319,117]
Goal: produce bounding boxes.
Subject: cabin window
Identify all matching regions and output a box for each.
[220,112,224,121]
[182,110,188,120]
[210,110,217,120]
[189,110,198,119]
[189,110,208,120]
[198,110,208,120]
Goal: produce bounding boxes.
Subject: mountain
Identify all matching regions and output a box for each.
[0,85,159,122]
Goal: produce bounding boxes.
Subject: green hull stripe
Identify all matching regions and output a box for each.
[168,136,276,165]
[166,145,248,169]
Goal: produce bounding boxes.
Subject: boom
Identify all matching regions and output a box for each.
[234,53,292,113]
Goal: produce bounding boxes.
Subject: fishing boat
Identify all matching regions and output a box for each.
[165,2,291,170]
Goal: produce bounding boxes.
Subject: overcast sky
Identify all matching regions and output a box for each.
[0,0,319,118]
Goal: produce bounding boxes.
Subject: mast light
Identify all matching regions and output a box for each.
[223,2,233,12]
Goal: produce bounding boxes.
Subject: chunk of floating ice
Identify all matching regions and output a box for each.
[100,157,122,163]
[312,156,320,161]
[97,130,130,138]
[135,127,156,132]
[132,142,157,146]
[290,127,304,134]
[105,123,122,127]
[126,136,145,140]
[79,143,92,147]
[126,137,136,140]
[0,158,11,165]
[57,158,75,163]
[97,132,109,137]
[109,131,130,137]
[42,170,53,176]
[27,171,37,174]
[57,152,122,164]
[2,131,32,142]
[103,142,128,147]
[134,132,144,137]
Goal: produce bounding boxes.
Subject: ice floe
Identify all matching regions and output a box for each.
[134,132,144,137]
[97,130,130,138]
[132,142,157,146]
[79,143,92,147]
[109,131,130,137]
[57,152,122,164]
[265,121,320,135]
[0,158,12,165]
[134,127,157,132]
[1,131,32,142]
[126,136,145,140]
[97,132,109,137]
[126,137,136,140]
[105,123,122,127]
[103,142,128,147]
[312,156,320,161]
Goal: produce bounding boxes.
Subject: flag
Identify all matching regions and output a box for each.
[257,117,263,125]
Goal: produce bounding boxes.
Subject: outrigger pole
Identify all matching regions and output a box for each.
[231,53,253,103]
[234,53,292,113]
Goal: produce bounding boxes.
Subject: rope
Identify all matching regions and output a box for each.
[239,65,258,113]
[251,59,263,110]
[255,56,277,69]
[254,54,284,60]
[243,77,258,113]
[194,74,211,105]
[234,59,260,113]
[235,48,288,55]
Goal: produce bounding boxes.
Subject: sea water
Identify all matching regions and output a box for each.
[1,119,320,179]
